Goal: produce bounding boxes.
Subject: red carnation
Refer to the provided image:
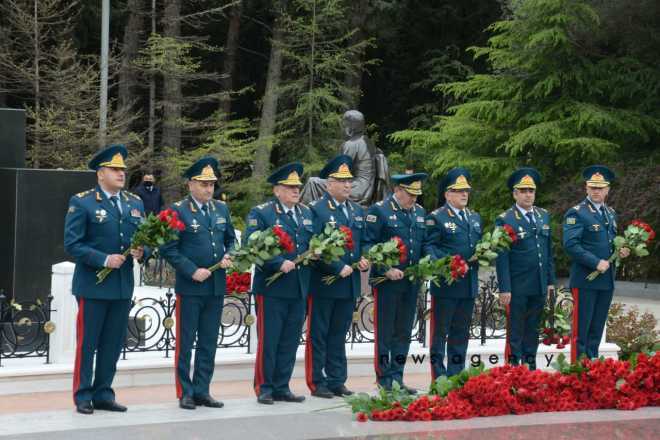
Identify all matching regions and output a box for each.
[339,226,354,251]
[502,224,518,243]
[356,412,368,422]
[393,236,408,264]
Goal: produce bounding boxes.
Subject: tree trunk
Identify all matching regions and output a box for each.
[148,0,157,153]
[219,0,243,118]
[118,0,143,132]
[251,1,286,199]
[342,0,368,109]
[161,0,182,150]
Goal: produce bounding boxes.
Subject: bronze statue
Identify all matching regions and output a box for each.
[301,110,390,207]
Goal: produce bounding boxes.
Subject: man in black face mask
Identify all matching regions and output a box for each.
[134,174,164,216]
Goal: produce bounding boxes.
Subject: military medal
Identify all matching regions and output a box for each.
[518,225,527,239]
[593,224,601,231]
[131,209,141,218]
[328,215,336,227]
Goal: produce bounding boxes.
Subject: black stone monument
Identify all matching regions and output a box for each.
[0,108,96,302]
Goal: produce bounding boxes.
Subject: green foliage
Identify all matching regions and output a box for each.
[429,362,486,396]
[392,0,660,239]
[273,0,374,166]
[345,382,416,416]
[607,303,659,360]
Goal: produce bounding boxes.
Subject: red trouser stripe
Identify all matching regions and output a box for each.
[253,294,265,396]
[373,288,382,377]
[72,298,85,403]
[174,294,183,398]
[430,295,436,381]
[304,296,316,392]
[504,304,512,364]
[571,288,579,364]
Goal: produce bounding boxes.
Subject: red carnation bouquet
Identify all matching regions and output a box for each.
[469,224,517,267]
[209,225,294,273]
[225,271,252,296]
[372,254,468,286]
[96,208,184,284]
[587,219,655,281]
[265,223,350,285]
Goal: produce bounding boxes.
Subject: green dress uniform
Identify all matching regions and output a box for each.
[364,173,427,390]
[160,157,236,408]
[64,145,146,413]
[305,155,366,397]
[495,168,555,369]
[424,168,482,379]
[245,163,315,403]
[563,165,618,362]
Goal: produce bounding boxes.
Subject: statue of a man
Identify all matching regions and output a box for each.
[301,110,390,207]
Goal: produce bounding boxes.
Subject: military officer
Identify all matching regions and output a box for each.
[495,168,555,370]
[305,155,370,398]
[160,157,236,410]
[364,172,427,393]
[64,144,146,415]
[424,168,482,379]
[563,165,629,362]
[246,162,316,404]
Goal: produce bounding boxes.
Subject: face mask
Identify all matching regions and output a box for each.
[144,182,154,190]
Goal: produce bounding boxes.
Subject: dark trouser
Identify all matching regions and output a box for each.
[373,281,417,388]
[305,296,355,391]
[505,293,545,369]
[175,294,223,399]
[571,288,613,362]
[73,297,131,404]
[430,296,475,379]
[254,294,305,396]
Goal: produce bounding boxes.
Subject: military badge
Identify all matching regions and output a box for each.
[517,226,527,239]
[542,224,550,230]
[355,216,363,222]
[248,218,258,226]
[416,216,424,223]
[216,217,226,224]
[426,219,435,226]
[592,224,601,231]
[191,219,200,232]
[131,209,141,218]
[444,222,457,233]
[566,217,576,225]
[303,219,312,226]
[366,214,377,223]
[328,215,337,227]
[95,209,107,222]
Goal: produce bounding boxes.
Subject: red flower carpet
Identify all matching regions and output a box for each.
[350,353,660,422]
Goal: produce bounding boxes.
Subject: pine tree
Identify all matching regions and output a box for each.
[392,0,660,217]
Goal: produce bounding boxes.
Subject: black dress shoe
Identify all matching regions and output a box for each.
[93,400,127,412]
[273,391,305,403]
[76,401,94,415]
[257,393,274,405]
[193,395,224,408]
[179,396,196,410]
[330,385,354,397]
[311,386,334,399]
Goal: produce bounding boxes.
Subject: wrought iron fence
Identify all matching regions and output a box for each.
[122,291,252,359]
[0,292,54,365]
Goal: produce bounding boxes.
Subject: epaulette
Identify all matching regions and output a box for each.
[572,205,581,211]
[499,212,507,218]
[415,203,423,209]
[376,201,384,206]
[607,206,615,214]
[214,198,226,206]
[76,189,94,198]
[124,191,141,200]
[309,200,318,207]
[256,201,271,210]
[173,200,184,207]
[432,208,441,215]
[537,207,547,213]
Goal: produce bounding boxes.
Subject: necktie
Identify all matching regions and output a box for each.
[526,211,537,232]
[599,207,608,224]
[201,204,211,227]
[287,209,298,226]
[340,203,349,220]
[110,195,121,215]
[459,210,466,223]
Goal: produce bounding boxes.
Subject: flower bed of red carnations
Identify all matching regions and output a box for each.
[350,353,660,422]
